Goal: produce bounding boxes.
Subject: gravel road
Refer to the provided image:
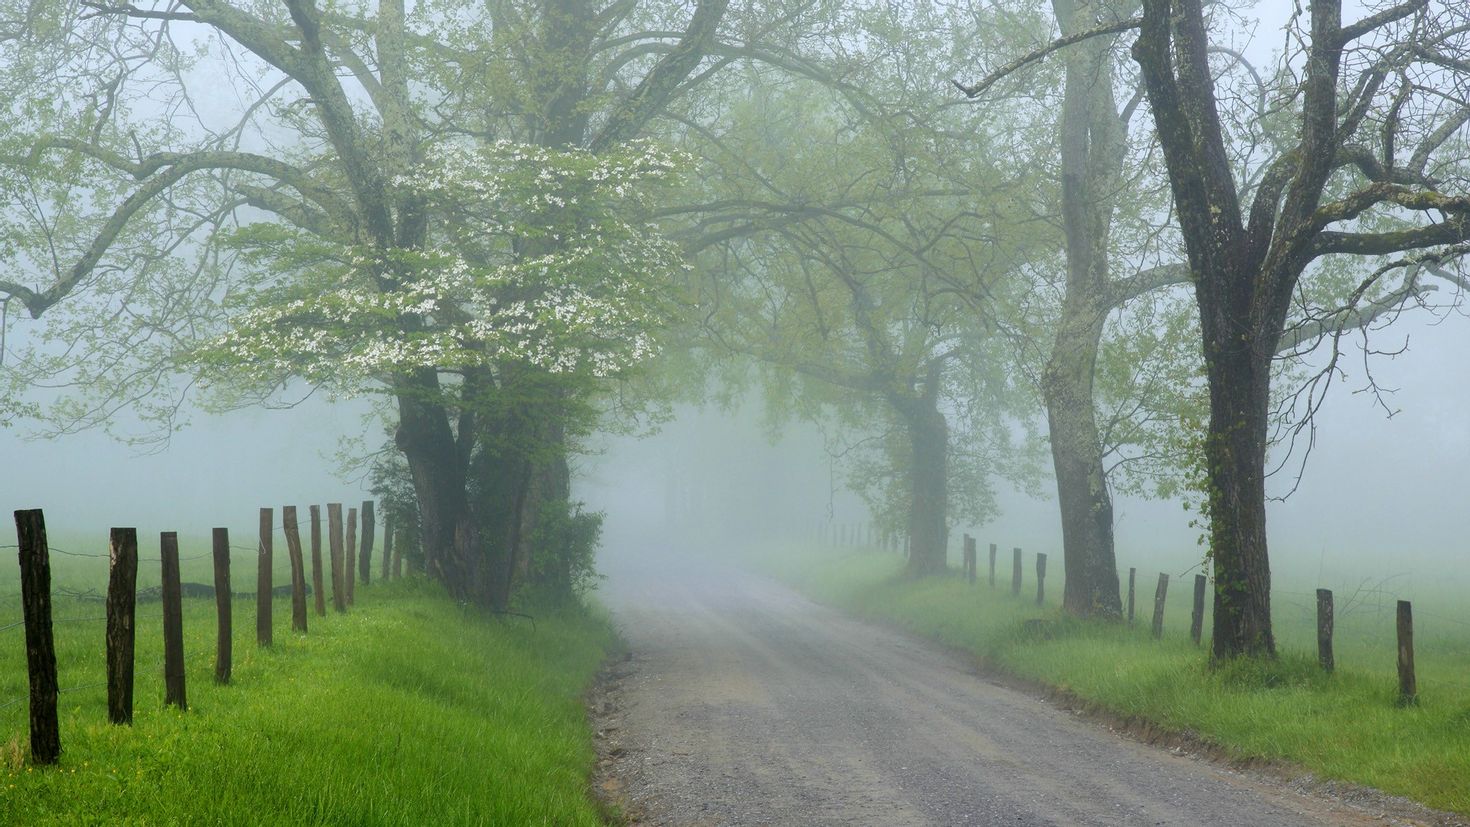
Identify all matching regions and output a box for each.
[592,548,1452,826]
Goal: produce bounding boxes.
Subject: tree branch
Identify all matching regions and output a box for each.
[953,16,1142,99]
[588,0,730,151]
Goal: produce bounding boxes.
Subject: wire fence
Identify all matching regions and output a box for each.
[0,503,407,760]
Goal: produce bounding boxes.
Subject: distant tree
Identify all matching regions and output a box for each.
[675,33,1056,575]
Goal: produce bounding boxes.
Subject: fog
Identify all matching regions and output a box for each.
[0,394,372,543]
[581,304,1470,592]
[1,0,1466,609]
[7,305,1467,587]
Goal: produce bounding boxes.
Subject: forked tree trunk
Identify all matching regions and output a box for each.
[394,372,477,601]
[1044,0,1130,618]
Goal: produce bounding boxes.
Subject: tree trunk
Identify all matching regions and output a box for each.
[1044,302,1121,617]
[1199,303,1276,660]
[904,395,949,577]
[393,370,477,601]
[1041,0,1129,618]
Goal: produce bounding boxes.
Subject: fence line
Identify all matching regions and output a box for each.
[0,501,407,765]
[817,526,1445,706]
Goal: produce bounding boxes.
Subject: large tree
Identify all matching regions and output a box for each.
[0,0,735,607]
[1132,0,1470,658]
[672,31,1054,575]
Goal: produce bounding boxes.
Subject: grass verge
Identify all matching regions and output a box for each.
[757,545,1470,818]
[1,561,616,826]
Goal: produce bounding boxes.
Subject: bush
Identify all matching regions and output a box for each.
[530,499,604,600]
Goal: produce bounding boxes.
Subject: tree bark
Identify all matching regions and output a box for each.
[1199,310,1277,658]
[1042,0,1129,618]
[1044,301,1121,616]
[394,370,477,602]
[903,390,949,577]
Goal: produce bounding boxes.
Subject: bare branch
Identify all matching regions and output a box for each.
[953,16,1142,99]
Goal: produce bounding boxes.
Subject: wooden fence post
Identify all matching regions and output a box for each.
[1035,552,1047,606]
[964,534,976,585]
[1151,573,1169,639]
[1126,567,1136,627]
[160,532,187,710]
[15,509,60,763]
[106,527,138,725]
[1316,588,1334,673]
[283,506,307,633]
[383,512,396,580]
[257,508,273,647]
[390,517,403,579]
[309,505,325,616]
[380,508,392,581]
[1190,574,1207,645]
[212,528,232,685]
[1011,547,1022,597]
[345,506,358,606]
[988,543,996,587]
[328,503,346,613]
[1397,600,1416,705]
[359,500,374,587]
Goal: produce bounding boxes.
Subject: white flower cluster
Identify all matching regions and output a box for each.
[203,140,687,390]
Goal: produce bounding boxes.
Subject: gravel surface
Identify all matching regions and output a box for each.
[592,549,1452,826]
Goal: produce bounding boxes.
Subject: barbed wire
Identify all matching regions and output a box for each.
[0,516,380,563]
[0,681,112,716]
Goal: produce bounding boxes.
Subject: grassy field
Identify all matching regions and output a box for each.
[0,532,617,826]
[756,544,1470,817]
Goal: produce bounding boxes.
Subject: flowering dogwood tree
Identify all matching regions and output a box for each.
[196,140,688,391]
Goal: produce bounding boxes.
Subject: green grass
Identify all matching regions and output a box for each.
[0,536,617,826]
[756,545,1470,817]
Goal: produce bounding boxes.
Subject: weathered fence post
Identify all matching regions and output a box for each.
[257,508,273,647]
[212,528,232,685]
[380,508,392,580]
[328,503,346,613]
[383,512,396,580]
[160,532,187,710]
[15,509,60,763]
[1035,552,1047,606]
[1397,600,1416,705]
[345,506,358,606]
[106,527,138,725]
[964,535,976,585]
[1190,574,1207,645]
[988,543,996,587]
[1316,588,1334,673]
[309,505,325,616]
[283,506,307,633]
[1126,567,1137,627]
[1011,547,1022,597]
[390,516,403,579]
[359,500,374,587]
[1151,573,1169,640]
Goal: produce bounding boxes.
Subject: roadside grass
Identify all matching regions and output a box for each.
[0,534,616,826]
[755,545,1470,817]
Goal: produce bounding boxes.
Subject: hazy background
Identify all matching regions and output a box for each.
[579,308,1470,592]
[0,394,374,545]
[3,2,1466,595]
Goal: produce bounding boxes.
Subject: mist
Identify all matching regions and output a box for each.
[4,0,1470,821]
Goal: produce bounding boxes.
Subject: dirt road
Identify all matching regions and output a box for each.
[592,548,1449,826]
